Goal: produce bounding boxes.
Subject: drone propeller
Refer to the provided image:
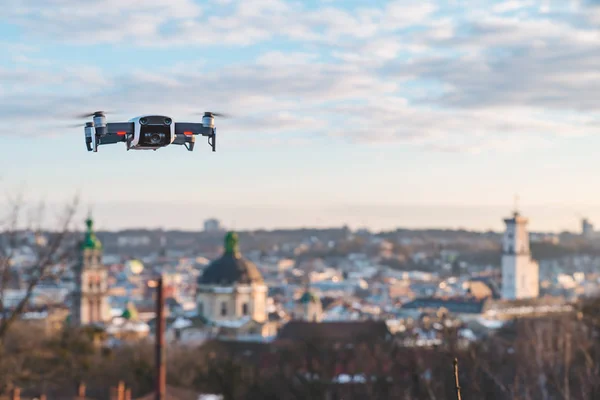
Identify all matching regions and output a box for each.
[195,111,232,118]
[73,110,113,119]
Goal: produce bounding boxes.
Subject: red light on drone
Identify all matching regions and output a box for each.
[183,131,193,136]
[116,131,126,136]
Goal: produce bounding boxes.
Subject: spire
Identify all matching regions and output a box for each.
[224,231,240,256]
[513,194,520,217]
[82,212,102,250]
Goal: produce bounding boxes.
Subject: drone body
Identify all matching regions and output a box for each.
[83,112,218,152]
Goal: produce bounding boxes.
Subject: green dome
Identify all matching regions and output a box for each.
[82,216,102,250]
[299,290,320,304]
[122,302,138,320]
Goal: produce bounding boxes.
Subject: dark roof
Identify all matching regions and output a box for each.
[198,339,272,363]
[198,232,264,285]
[320,296,337,310]
[277,320,391,343]
[401,297,487,314]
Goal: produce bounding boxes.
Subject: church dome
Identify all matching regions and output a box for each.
[198,232,264,285]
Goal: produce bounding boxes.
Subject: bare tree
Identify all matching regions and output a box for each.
[0,190,80,341]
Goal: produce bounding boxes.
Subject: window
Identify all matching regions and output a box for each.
[242,303,249,316]
[220,301,227,316]
[198,302,204,316]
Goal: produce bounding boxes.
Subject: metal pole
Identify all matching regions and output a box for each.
[453,358,462,400]
[155,275,166,400]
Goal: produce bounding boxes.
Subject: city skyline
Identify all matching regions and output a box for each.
[2,1,600,232]
[2,198,598,233]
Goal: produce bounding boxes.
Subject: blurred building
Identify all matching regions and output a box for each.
[70,215,111,326]
[582,218,594,238]
[204,218,223,233]
[501,209,539,300]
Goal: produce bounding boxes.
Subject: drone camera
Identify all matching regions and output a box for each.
[140,117,148,125]
[164,117,172,125]
[145,132,166,145]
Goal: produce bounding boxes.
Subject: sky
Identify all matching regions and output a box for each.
[1,0,600,232]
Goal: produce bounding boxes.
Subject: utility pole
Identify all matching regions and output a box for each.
[155,275,166,400]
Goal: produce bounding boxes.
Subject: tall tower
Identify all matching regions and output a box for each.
[158,229,167,259]
[71,215,110,326]
[501,209,539,300]
[582,218,594,238]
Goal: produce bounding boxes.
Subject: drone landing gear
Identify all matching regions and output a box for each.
[208,129,216,152]
[184,135,195,152]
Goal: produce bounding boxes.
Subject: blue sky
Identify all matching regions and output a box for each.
[1,0,600,232]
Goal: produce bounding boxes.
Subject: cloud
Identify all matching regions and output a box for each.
[2,0,438,47]
[3,0,203,44]
[1,0,599,153]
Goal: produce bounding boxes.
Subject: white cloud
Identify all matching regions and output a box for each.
[492,0,533,13]
[3,0,202,44]
[1,0,439,47]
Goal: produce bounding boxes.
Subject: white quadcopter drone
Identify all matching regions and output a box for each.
[77,111,226,152]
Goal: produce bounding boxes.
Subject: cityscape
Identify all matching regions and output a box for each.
[3,0,600,399]
[2,205,600,398]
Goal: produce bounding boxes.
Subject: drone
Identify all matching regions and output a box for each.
[78,111,226,152]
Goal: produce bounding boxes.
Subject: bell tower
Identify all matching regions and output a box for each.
[501,201,539,300]
[71,214,110,326]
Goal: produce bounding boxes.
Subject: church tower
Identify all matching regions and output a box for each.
[296,287,323,322]
[71,215,110,326]
[501,208,539,300]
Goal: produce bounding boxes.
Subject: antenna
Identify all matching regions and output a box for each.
[513,194,520,215]
[87,202,94,220]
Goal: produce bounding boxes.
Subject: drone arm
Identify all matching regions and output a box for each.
[94,122,134,147]
[174,122,216,152]
[106,122,134,135]
[97,133,126,145]
[174,122,212,136]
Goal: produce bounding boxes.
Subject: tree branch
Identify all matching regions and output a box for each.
[0,194,79,341]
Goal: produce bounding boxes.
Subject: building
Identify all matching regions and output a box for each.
[582,218,594,238]
[204,218,223,233]
[70,215,111,326]
[194,231,276,339]
[294,288,323,322]
[501,210,539,300]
